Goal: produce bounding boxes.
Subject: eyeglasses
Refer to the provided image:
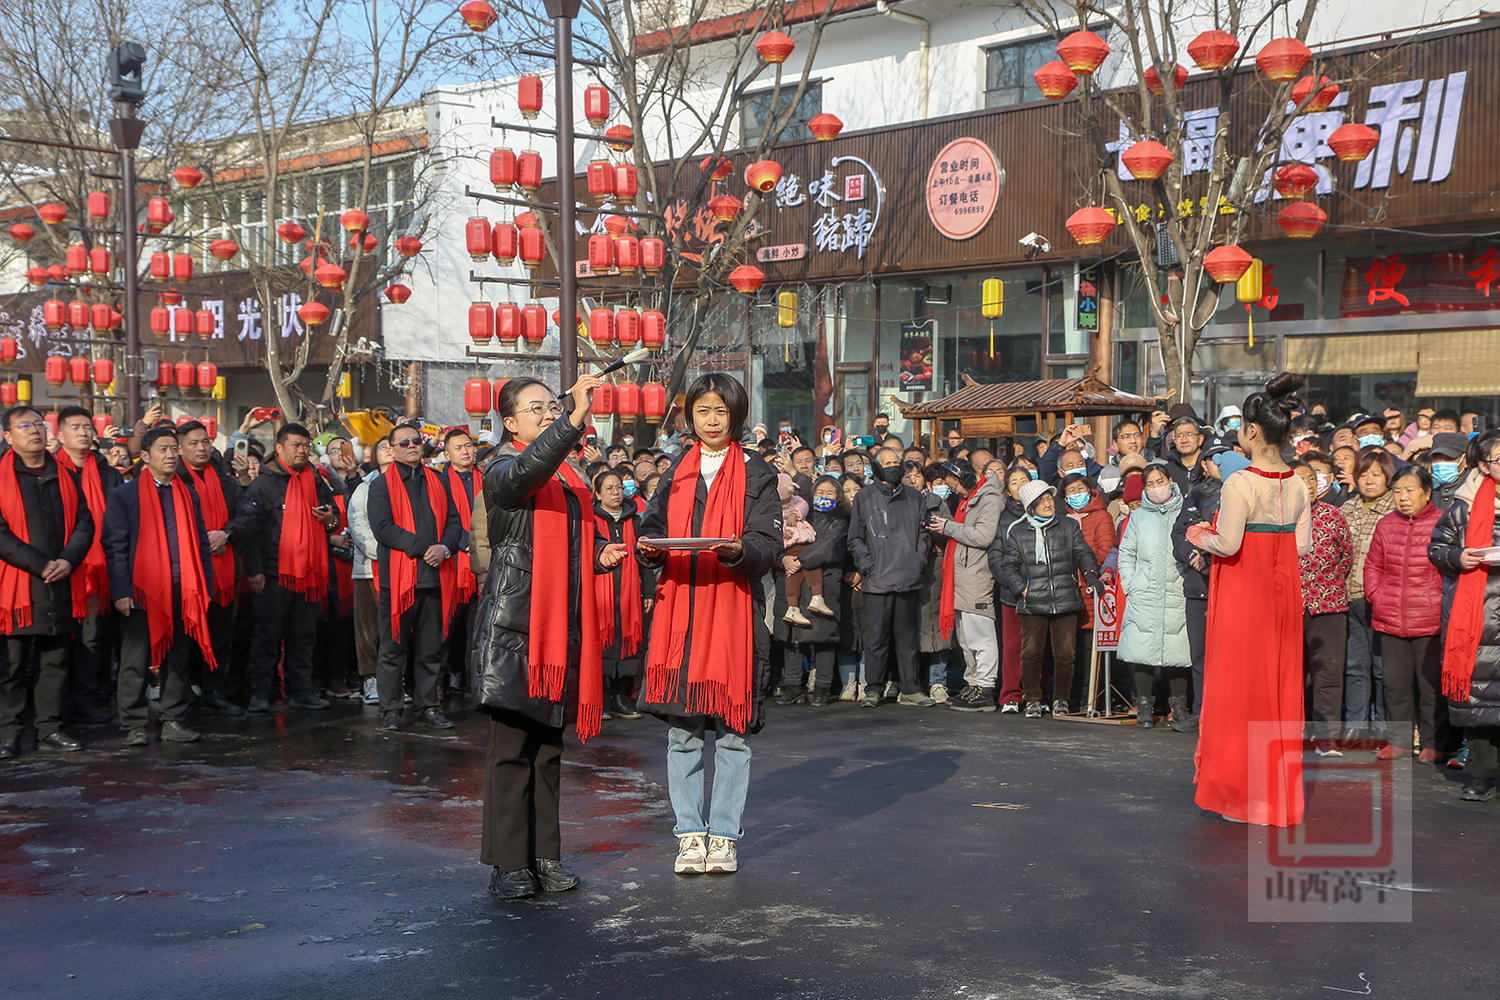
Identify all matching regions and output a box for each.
[8,420,45,433]
[519,402,563,418]
[394,437,423,448]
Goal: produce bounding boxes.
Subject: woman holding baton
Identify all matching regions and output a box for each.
[636,374,780,876]
[471,373,626,900]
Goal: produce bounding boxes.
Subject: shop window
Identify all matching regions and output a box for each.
[1322,240,1500,319]
[741,83,823,143]
[983,36,1057,107]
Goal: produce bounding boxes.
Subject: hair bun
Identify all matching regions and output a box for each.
[1266,371,1305,402]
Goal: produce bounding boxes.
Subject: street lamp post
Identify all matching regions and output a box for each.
[545,0,582,390]
[108,41,148,427]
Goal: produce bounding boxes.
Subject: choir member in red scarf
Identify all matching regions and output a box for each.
[636,374,781,877]
[442,427,480,695]
[233,423,340,715]
[591,467,653,720]
[927,458,1006,712]
[0,406,95,757]
[54,406,124,725]
[368,423,462,731]
[102,428,216,745]
[472,374,625,900]
[175,420,245,718]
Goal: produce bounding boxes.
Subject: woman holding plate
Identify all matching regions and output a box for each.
[636,373,781,876]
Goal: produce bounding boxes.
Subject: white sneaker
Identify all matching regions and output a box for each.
[674,834,707,875]
[930,684,949,704]
[1000,701,1021,714]
[704,836,738,874]
[362,677,379,705]
[839,682,858,702]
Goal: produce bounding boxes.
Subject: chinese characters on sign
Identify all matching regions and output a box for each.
[1076,266,1100,333]
[755,244,808,263]
[790,155,884,259]
[1337,250,1500,317]
[924,137,1004,241]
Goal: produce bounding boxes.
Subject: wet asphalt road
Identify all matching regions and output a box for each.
[1,696,1497,1000]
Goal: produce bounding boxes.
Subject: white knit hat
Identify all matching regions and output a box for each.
[1018,479,1056,510]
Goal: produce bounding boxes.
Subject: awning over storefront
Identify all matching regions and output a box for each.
[1283,333,1420,375]
[1417,329,1500,395]
[897,369,1155,439]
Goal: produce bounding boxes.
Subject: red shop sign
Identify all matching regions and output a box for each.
[925,137,1004,241]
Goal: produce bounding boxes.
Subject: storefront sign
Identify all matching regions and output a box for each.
[925,137,1003,241]
[1077,265,1100,332]
[756,243,808,263]
[898,319,934,392]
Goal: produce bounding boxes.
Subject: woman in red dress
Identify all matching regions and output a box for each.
[1186,373,1312,826]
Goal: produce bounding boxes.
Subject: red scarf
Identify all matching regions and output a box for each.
[133,476,217,668]
[276,463,329,602]
[939,476,988,639]
[381,462,457,641]
[525,445,604,741]
[643,443,754,731]
[54,451,110,609]
[330,492,354,614]
[0,450,88,631]
[183,463,236,606]
[594,506,642,656]
[1444,475,1495,701]
[447,466,478,603]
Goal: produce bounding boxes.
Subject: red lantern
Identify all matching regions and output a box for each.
[465,217,491,262]
[277,221,306,244]
[209,238,239,262]
[25,266,47,285]
[755,31,794,64]
[1122,140,1174,180]
[147,197,172,231]
[605,125,633,152]
[615,235,641,275]
[604,214,633,238]
[640,237,666,277]
[65,244,88,276]
[587,160,615,203]
[1273,163,1319,200]
[69,357,89,385]
[174,308,193,339]
[314,262,346,289]
[43,299,66,331]
[298,301,331,326]
[522,304,548,345]
[492,222,519,264]
[201,416,218,440]
[9,222,36,243]
[728,265,765,294]
[1033,61,1078,100]
[197,362,217,392]
[517,151,543,192]
[589,307,615,347]
[47,264,69,283]
[464,377,490,418]
[384,284,411,304]
[591,383,616,417]
[0,383,14,406]
[175,416,192,428]
[708,194,742,223]
[468,301,494,344]
[744,160,783,193]
[67,301,88,330]
[351,233,378,255]
[491,379,509,412]
[87,191,111,220]
[150,251,169,279]
[38,203,67,225]
[641,310,666,348]
[700,155,733,181]
[489,147,517,190]
[172,165,204,189]
[1276,201,1327,239]
[519,226,545,270]
[158,287,183,307]
[340,209,369,233]
[1203,244,1254,282]
[150,307,170,337]
[1057,30,1110,75]
[1327,123,1379,162]
[613,163,638,206]
[155,362,173,388]
[92,414,111,436]
[615,308,641,347]
[807,113,843,141]
[584,86,610,127]
[1144,63,1188,95]
[515,211,538,229]
[0,337,17,364]
[89,246,112,276]
[174,362,195,389]
[518,76,544,119]
[1291,75,1339,112]
[173,253,193,282]
[642,382,666,420]
[195,309,215,340]
[90,303,112,331]
[395,236,423,257]
[93,357,114,385]
[588,233,614,271]
[1065,207,1116,246]
[1256,37,1311,82]
[46,356,67,387]
[460,0,497,31]
[617,383,640,418]
[496,302,523,345]
[1188,30,1239,71]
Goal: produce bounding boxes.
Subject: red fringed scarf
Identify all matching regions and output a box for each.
[1444,475,1496,701]
[594,506,642,656]
[330,492,354,614]
[54,451,109,609]
[133,476,217,668]
[448,466,478,603]
[0,450,87,632]
[183,463,236,606]
[643,443,754,731]
[276,463,329,602]
[525,445,604,741]
[939,475,988,640]
[381,462,456,641]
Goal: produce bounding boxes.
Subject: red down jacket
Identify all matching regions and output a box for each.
[1363,502,1444,638]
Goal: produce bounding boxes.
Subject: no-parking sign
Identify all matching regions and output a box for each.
[1094,575,1124,651]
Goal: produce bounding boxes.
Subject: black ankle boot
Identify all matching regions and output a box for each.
[1168,696,1195,732]
[1136,696,1155,729]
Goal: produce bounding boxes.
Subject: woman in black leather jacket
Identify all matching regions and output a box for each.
[470,374,624,901]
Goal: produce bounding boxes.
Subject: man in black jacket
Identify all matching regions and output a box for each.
[368,425,462,730]
[846,447,934,708]
[441,427,480,694]
[176,420,245,717]
[232,423,340,714]
[0,406,95,756]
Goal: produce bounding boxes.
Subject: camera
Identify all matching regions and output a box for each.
[1019,232,1051,259]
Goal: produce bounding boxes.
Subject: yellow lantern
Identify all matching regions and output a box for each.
[777,290,797,328]
[212,375,228,400]
[16,377,31,403]
[982,278,1005,357]
[1236,258,1263,347]
[336,371,352,398]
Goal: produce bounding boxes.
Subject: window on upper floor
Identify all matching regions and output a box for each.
[740,82,823,144]
[983,35,1058,108]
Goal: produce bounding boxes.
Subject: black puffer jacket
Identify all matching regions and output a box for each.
[1428,487,1500,728]
[0,455,94,636]
[1171,477,1224,600]
[986,496,1027,607]
[998,513,1101,617]
[230,457,336,580]
[469,417,596,728]
[772,504,848,646]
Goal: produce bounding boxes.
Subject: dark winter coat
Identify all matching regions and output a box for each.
[772,503,847,646]
[636,449,781,734]
[998,513,1101,617]
[1171,477,1224,600]
[367,462,462,593]
[847,479,930,594]
[594,500,656,672]
[1365,502,1444,637]
[986,495,1027,607]
[230,456,336,581]
[1429,479,1500,728]
[838,540,865,653]
[101,476,214,604]
[0,455,94,636]
[918,492,951,653]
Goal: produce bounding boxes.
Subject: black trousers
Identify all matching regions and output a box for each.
[192,600,237,695]
[1379,632,1445,752]
[67,613,115,713]
[0,634,71,741]
[780,641,836,692]
[118,598,193,730]
[444,597,475,676]
[862,590,922,695]
[1464,725,1500,779]
[1304,611,1347,740]
[481,708,564,871]
[1186,598,1208,713]
[376,588,445,713]
[246,582,319,697]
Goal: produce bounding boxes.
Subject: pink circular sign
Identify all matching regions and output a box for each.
[925,137,1004,240]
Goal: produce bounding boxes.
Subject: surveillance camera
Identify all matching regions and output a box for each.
[1018,232,1051,258]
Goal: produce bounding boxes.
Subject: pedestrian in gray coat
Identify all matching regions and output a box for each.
[928,460,1004,712]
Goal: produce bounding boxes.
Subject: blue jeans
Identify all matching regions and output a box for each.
[836,649,863,688]
[1343,598,1385,726]
[923,649,949,687]
[666,717,752,841]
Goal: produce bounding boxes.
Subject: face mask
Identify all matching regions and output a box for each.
[875,463,904,484]
[1027,468,1039,480]
[931,483,952,499]
[1432,461,1461,484]
[1358,434,1385,449]
[622,480,637,497]
[875,425,888,435]
[1314,473,1331,495]
[1226,418,1242,430]
[1031,513,1054,526]
[622,437,634,447]
[812,495,837,512]
[1146,485,1174,505]
[1065,492,1089,511]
